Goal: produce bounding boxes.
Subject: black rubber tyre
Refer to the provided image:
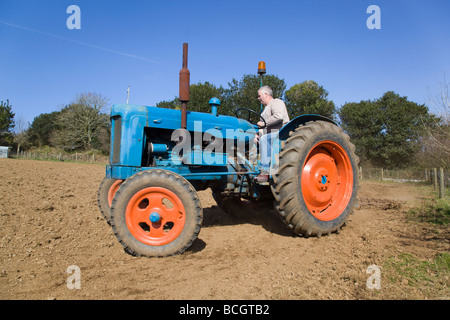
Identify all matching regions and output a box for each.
[97,177,122,224]
[272,121,359,237]
[110,169,203,257]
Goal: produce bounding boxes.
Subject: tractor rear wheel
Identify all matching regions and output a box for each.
[272,120,358,237]
[110,169,203,257]
[97,178,123,224]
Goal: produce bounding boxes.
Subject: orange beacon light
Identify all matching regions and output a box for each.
[258,61,266,75]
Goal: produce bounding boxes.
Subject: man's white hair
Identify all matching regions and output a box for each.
[258,85,273,97]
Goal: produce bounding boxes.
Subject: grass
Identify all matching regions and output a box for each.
[407,187,450,226]
[383,252,450,292]
[382,184,450,298]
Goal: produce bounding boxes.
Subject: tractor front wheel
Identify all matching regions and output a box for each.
[110,170,203,257]
[97,177,123,224]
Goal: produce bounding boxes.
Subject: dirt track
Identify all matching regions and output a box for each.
[0,159,448,300]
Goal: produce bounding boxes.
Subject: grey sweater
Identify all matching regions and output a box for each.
[260,98,290,134]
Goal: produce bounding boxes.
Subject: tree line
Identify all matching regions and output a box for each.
[1,74,448,169]
[1,93,110,155]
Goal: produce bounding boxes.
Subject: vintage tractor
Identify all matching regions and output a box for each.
[97,44,359,257]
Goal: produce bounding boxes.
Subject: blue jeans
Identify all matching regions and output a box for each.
[259,131,279,174]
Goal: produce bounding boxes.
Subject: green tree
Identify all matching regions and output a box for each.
[52,93,109,150]
[27,111,60,148]
[156,81,225,113]
[0,99,15,146]
[189,81,226,114]
[156,98,180,110]
[12,114,30,154]
[339,91,432,168]
[223,74,286,116]
[339,100,384,165]
[420,77,450,168]
[155,75,286,116]
[285,80,336,119]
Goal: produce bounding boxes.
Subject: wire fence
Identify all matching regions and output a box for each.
[12,150,109,164]
[358,167,429,182]
[359,166,449,198]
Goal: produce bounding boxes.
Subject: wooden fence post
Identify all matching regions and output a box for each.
[438,167,445,199]
[433,168,438,190]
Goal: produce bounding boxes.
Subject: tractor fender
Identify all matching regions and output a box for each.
[278,114,337,141]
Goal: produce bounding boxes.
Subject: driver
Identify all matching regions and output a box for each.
[254,86,290,182]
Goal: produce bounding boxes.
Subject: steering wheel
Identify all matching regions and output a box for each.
[235,107,267,128]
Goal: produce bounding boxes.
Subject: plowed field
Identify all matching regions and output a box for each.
[0,159,448,300]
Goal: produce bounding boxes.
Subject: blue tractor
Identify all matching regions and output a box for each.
[97,44,359,257]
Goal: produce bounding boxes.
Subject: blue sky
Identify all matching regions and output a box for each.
[1,0,449,125]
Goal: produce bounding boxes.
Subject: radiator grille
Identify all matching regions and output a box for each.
[112,116,121,164]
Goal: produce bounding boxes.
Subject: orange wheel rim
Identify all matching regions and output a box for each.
[301,141,354,221]
[125,187,186,246]
[108,180,123,207]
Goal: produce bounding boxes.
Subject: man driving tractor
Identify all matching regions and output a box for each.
[254,85,290,182]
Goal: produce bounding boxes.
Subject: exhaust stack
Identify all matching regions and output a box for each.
[179,43,190,129]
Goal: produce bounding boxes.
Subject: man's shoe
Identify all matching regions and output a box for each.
[255,174,269,182]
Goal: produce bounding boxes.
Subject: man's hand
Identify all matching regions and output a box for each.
[257,121,265,128]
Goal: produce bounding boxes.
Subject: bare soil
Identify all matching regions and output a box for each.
[0,159,448,300]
